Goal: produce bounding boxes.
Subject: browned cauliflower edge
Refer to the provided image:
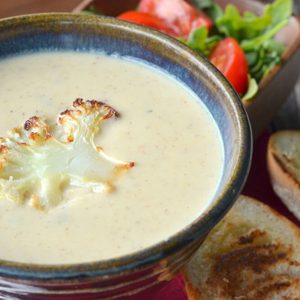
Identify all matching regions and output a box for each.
[0,98,134,210]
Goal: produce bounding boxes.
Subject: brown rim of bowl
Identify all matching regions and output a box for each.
[0,13,252,279]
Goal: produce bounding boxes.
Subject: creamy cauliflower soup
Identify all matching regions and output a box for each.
[0,51,223,264]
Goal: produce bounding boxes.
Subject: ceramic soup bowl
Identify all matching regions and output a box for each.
[0,13,252,299]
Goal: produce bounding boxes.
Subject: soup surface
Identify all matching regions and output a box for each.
[0,51,223,264]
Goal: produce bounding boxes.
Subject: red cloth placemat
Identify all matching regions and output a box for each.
[243,130,300,226]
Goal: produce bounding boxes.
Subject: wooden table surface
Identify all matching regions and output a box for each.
[0,0,300,131]
[0,0,83,18]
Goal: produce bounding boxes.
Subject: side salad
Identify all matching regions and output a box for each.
[85,0,293,101]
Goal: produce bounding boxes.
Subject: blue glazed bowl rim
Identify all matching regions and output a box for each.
[0,13,252,280]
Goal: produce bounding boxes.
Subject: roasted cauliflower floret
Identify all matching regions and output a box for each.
[0,98,134,210]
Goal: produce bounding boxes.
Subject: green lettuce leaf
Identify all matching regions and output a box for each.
[264,0,293,27]
[242,76,259,101]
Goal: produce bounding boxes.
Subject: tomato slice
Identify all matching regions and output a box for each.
[117,11,178,37]
[138,0,213,38]
[209,38,249,95]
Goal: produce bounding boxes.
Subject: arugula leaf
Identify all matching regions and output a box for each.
[205,3,224,23]
[245,39,285,82]
[241,19,288,51]
[192,0,223,22]
[186,26,221,56]
[265,39,286,56]
[215,5,240,39]
[216,5,272,41]
[215,0,292,43]
[188,26,208,51]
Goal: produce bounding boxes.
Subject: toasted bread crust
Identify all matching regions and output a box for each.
[185,282,201,300]
[267,131,300,220]
[184,196,300,300]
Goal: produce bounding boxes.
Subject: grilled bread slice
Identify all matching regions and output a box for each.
[184,195,300,300]
[268,130,300,220]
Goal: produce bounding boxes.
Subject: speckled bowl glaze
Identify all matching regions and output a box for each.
[0,14,252,299]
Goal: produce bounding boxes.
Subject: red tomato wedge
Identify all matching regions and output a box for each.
[117,11,178,37]
[138,0,213,38]
[209,38,249,95]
